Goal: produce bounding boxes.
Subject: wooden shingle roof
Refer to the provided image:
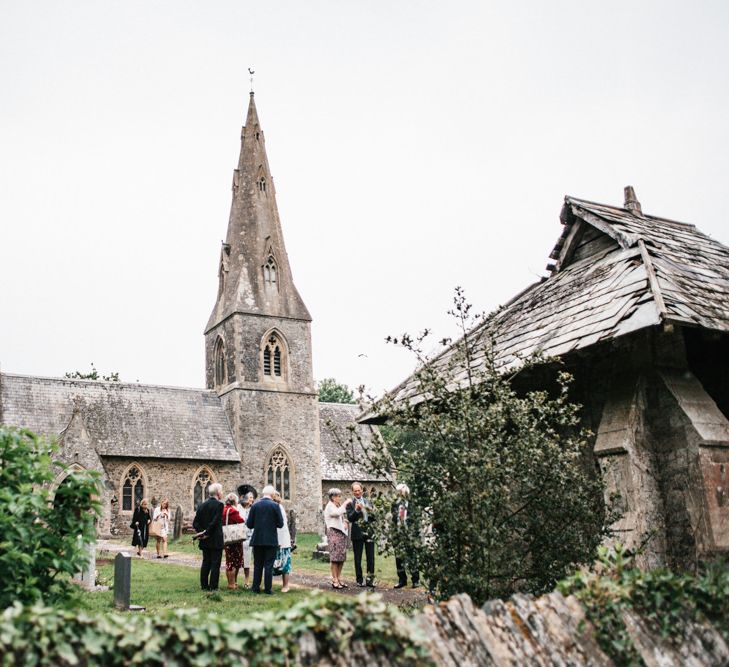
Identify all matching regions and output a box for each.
[366,190,729,416]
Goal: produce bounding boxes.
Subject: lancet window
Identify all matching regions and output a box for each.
[266,447,292,500]
[262,333,284,379]
[258,176,267,193]
[263,256,277,285]
[214,337,227,387]
[193,468,214,511]
[122,465,145,512]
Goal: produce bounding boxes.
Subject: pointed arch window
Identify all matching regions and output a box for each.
[266,446,292,500]
[193,468,215,511]
[263,256,277,286]
[122,465,145,512]
[258,176,267,193]
[214,337,227,387]
[262,332,285,379]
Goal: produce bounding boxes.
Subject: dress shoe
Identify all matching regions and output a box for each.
[357,582,367,587]
[411,582,421,589]
[393,582,406,589]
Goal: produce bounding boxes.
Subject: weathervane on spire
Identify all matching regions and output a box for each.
[248,67,255,94]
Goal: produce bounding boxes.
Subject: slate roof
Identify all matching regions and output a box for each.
[364,191,729,417]
[319,402,389,481]
[0,373,240,461]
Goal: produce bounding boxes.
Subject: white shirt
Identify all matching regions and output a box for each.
[277,505,291,548]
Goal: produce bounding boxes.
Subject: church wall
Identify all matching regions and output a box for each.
[222,389,321,533]
[101,457,241,537]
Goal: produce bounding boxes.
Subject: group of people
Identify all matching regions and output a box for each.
[130,480,420,594]
[193,483,293,594]
[324,482,419,590]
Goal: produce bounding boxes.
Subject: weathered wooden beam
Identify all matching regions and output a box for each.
[638,239,668,320]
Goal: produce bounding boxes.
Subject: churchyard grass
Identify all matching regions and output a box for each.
[80,559,336,615]
[104,533,400,585]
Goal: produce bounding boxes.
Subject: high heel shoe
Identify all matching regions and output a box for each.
[331,582,343,589]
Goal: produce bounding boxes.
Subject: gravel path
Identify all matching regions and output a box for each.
[97,540,428,605]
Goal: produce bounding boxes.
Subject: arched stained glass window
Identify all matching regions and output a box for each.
[122,465,145,512]
[266,447,292,500]
[193,468,214,511]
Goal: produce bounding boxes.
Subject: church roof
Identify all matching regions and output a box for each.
[363,188,729,419]
[319,402,389,482]
[0,373,240,461]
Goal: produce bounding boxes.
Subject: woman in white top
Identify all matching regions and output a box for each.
[324,488,352,589]
[152,498,170,559]
[272,491,293,592]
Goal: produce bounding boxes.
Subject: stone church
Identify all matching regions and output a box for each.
[0,92,386,536]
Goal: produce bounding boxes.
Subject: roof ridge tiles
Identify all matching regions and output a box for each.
[0,372,212,394]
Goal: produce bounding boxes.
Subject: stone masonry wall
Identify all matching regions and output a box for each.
[222,388,321,532]
[102,457,241,537]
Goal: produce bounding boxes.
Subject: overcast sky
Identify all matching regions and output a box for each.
[2,1,728,396]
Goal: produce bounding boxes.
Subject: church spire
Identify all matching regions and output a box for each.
[206,93,311,334]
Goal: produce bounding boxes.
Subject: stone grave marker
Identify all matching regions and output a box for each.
[173,505,183,540]
[113,552,145,611]
[113,552,131,610]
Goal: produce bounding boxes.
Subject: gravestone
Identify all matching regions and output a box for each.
[312,509,330,561]
[113,552,131,610]
[173,505,183,540]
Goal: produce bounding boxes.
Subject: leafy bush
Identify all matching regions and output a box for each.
[0,593,430,666]
[346,289,609,604]
[0,426,101,608]
[559,543,729,665]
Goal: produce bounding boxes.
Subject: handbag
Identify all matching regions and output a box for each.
[222,507,248,545]
[272,548,284,576]
[149,518,163,538]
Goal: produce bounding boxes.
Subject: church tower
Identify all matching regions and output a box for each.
[205,92,321,531]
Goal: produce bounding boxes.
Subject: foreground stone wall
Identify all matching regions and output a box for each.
[413,592,728,667]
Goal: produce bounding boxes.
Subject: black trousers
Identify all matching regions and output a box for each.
[395,555,419,586]
[352,539,375,584]
[251,545,278,593]
[200,548,223,590]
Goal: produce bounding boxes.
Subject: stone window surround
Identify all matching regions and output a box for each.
[265,444,295,501]
[260,328,288,384]
[214,336,227,387]
[119,462,148,515]
[191,465,217,511]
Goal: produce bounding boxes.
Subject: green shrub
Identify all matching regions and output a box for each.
[0,593,431,666]
[559,544,729,666]
[0,426,101,608]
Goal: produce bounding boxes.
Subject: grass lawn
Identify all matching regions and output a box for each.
[82,559,336,615]
[105,533,400,586]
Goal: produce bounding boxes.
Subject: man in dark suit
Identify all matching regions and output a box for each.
[245,484,283,594]
[192,482,224,591]
[347,482,376,587]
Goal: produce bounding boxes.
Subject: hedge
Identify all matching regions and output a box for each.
[0,593,431,666]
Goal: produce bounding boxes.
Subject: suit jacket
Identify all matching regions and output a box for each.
[246,497,283,546]
[347,497,373,542]
[193,497,224,550]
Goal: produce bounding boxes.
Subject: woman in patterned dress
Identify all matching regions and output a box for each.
[324,489,352,589]
[222,493,246,590]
